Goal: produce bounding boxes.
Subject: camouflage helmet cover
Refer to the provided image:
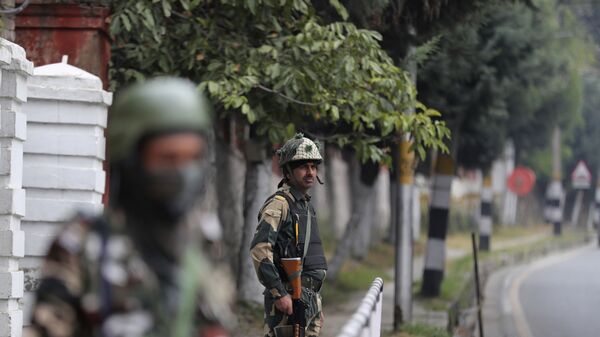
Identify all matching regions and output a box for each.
[277,133,323,167]
[107,77,212,163]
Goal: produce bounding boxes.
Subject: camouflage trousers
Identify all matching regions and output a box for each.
[263,287,323,337]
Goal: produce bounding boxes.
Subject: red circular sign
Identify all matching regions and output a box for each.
[507,166,536,196]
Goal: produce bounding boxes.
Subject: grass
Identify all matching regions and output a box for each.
[445,223,550,250]
[322,242,395,304]
[382,323,451,337]
[417,226,587,311]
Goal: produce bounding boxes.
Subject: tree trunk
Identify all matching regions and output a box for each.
[215,120,246,286]
[325,147,351,239]
[238,147,272,303]
[373,168,391,245]
[327,157,378,280]
[421,154,454,297]
[351,161,380,259]
[479,173,493,251]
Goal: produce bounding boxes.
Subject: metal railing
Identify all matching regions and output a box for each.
[336,277,384,337]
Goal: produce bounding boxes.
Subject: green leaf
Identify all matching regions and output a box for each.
[161,0,172,17]
[247,0,257,14]
[180,0,191,11]
[285,123,295,137]
[241,104,256,123]
[328,0,349,20]
[207,81,218,95]
[330,105,339,120]
[121,14,132,31]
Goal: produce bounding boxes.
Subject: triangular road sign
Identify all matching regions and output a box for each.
[571,160,592,189]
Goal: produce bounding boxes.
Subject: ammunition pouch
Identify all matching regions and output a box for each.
[274,325,297,337]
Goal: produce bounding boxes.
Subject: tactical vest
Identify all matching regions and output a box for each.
[274,191,327,271]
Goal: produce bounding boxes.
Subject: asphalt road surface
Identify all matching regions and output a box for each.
[483,244,600,337]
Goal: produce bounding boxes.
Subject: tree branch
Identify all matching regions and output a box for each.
[256,84,320,107]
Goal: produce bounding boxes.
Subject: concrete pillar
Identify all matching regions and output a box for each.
[0,0,16,41]
[21,59,110,323]
[501,141,517,225]
[594,180,600,244]
[0,39,33,337]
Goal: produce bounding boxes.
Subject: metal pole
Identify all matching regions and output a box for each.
[571,190,583,227]
[471,233,484,337]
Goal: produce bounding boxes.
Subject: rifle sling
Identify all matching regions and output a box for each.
[302,200,311,270]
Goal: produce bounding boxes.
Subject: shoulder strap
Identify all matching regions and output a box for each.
[302,201,311,266]
[277,192,312,266]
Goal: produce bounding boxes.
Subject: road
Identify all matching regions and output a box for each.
[483,244,600,337]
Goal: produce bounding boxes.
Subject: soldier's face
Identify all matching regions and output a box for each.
[289,161,318,192]
[141,132,206,171]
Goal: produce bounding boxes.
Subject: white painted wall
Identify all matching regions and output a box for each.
[0,39,33,337]
[20,60,110,324]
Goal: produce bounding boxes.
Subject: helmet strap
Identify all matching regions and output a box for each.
[284,165,293,180]
[317,175,324,185]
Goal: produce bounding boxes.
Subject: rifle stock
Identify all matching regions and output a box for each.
[280,258,305,337]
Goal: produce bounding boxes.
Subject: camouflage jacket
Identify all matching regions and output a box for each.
[250,183,326,299]
[25,211,234,337]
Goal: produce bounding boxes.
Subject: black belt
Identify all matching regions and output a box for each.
[285,275,322,293]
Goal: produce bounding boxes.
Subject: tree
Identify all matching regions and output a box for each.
[415,0,589,296]
[419,0,583,171]
[109,0,449,302]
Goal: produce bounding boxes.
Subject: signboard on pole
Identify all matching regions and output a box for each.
[507,166,536,196]
[571,160,592,189]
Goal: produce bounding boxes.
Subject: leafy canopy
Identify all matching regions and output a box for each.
[418,0,589,170]
[109,0,449,164]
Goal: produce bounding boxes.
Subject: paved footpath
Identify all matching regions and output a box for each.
[322,232,551,336]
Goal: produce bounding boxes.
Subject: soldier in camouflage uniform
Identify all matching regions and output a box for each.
[250,134,328,337]
[25,77,234,337]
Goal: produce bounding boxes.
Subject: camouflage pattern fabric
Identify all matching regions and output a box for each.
[264,287,323,337]
[276,134,322,167]
[24,212,234,337]
[250,183,326,337]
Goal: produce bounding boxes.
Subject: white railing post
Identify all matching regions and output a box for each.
[336,277,384,337]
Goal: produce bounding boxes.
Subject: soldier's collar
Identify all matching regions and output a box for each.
[288,184,311,202]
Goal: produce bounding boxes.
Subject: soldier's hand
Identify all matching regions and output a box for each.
[274,295,293,315]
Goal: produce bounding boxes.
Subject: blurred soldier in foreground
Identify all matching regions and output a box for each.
[25,77,234,337]
[250,134,328,337]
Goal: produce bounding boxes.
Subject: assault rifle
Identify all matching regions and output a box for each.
[276,257,306,337]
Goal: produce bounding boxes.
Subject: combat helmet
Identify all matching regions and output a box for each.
[107,77,212,164]
[277,133,323,167]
